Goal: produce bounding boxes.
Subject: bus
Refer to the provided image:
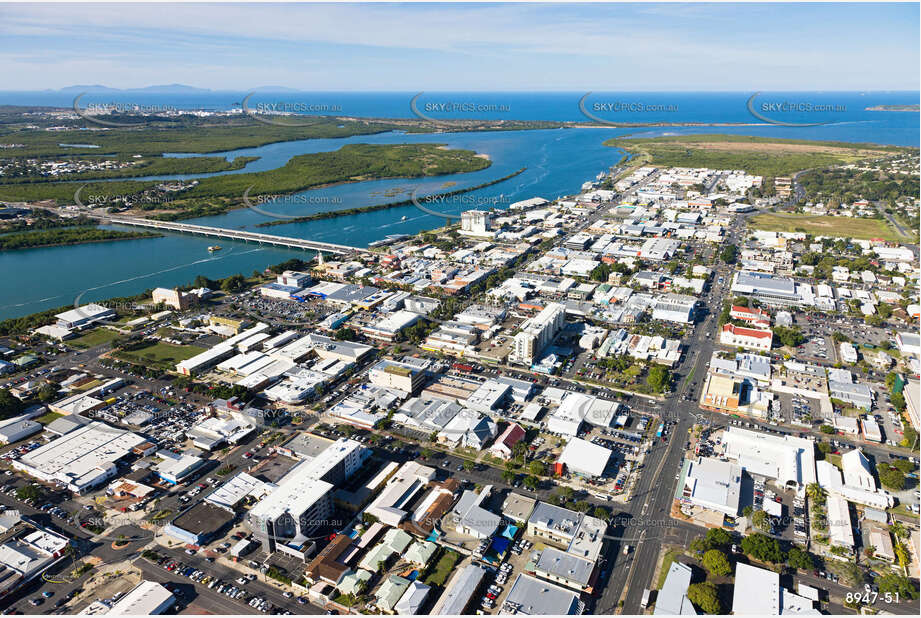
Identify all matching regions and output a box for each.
[641,589,651,609]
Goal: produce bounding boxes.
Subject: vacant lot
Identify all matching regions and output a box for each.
[68,328,121,349]
[750,213,902,241]
[605,134,904,177]
[113,341,206,370]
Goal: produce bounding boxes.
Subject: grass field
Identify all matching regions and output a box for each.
[35,411,64,425]
[604,134,906,177]
[113,341,206,370]
[750,213,902,241]
[67,328,121,349]
[424,550,460,587]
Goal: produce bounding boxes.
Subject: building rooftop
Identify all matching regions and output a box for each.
[534,546,595,587]
[653,561,696,615]
[732,562,780,615]
[14,421,146,490]
[433,563,487,615]
[170,501,234,537]
[104,581,175,616]
[503,573,582,615]
[685,456,742,516]
[558,437,611,477]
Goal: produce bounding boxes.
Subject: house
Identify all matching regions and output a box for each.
[437,410,497,449]
[489,423,526,459]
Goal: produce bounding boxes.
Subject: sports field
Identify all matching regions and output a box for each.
[750,213,903,241]
[114,341,206,370]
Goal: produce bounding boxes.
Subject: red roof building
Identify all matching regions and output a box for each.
[488,423,526,460]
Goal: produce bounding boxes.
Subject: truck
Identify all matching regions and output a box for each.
[452,362,473,373]
[641,589,651,609]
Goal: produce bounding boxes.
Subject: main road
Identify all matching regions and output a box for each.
[592,215,747,614]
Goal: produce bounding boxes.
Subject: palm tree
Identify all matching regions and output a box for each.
[805,483,826,503]
[890,520,907,540]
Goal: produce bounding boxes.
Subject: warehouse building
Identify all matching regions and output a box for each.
[722,427,815,489]
[54,304,116,330]
[731,562,819,615]
[730,271,805,307]
[557,437,611,478]
[682,456,742,516]
[0,420,42,445]
[532,546,596,592]
[651,294,697,323]
[653,561,695,615]
[79,581,175,615]
[12,421,146,493]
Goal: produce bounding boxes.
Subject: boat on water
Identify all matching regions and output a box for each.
[401,215,407,221]
[208,245,222,252]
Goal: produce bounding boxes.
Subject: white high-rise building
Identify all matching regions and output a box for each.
[461,210,491,234]
[513,303,566,364]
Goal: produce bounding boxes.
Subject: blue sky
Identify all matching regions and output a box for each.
[1,2,918,91]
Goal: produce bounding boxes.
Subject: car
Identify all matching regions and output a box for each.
[42,592,53,599]
[283,592,293,598]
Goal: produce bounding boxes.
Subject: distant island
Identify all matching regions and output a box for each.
[865,104,920,112]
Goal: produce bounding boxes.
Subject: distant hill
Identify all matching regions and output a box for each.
[58,84,212,93]
[865,104,920,112]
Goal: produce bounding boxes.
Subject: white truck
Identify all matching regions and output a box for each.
[641,589,651,609]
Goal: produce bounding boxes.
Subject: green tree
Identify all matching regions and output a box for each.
[523,475,539,491]
[220,274,246,293]
[875,573,918,599]
[529,461,546,476]
[690,537,710,555]
[647,366,671,393]
[592,507,610,522]
[37,383,59,403]
[333,327,357,341]
[805,483,826,503]
[751,509,770,533]
[900,426,918,450]
[705,528,732,548]
[0,389,23,419]
[687,582,721,614]
[741,533,784,564]
[719,244,738,264]
[774,326,805,348]
[702,549,732,577]
[878,466,906,490]
[786,547,815,571]
[16,485,42,502]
